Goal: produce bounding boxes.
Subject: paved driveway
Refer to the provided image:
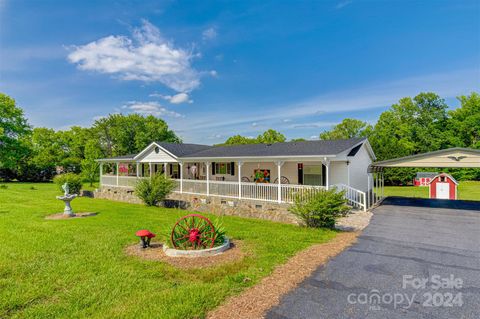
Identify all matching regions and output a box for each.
[267,197,480,319]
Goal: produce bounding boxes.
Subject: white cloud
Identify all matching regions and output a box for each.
[124,101,183,118]
[310,135,319,140]
[209,70,218,77]
[67,20,200,92]
[150,92,193,104]
[202,27,217,41]
[251,122,258,127]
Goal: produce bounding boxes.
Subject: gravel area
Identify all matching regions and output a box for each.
[207,232,359,319]
[335,209,372,231]
[125,241,246,269]
[45,212,97,219]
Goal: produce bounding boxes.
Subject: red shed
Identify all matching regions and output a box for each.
[428,173,458,200]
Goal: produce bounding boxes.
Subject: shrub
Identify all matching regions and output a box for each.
[289,188,349,228]
[53,173,83,195]
[135,174,176,206]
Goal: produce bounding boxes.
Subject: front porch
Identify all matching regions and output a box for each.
[99,159,369,210]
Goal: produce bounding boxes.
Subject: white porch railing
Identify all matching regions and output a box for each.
[334,183,367,211]
[100,175,366,208]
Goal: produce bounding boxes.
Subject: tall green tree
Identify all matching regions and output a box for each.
[447,93,480,149]
[93,114,180,157]
[81,140,104,186]
[219,129,286,146]
[369,92,449,184]
[320,118,373,140]
[221,135,258,145]
[256,129,286,144]
[0,93,31,172]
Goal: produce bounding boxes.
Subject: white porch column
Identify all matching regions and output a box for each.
[323,157,330,190]
[238,161,243,199]
[149,163,153,178]
[136,163,140,178]
[205,161,210,196]
[116,162,119,186]
[99,162,103,186]
[179,162,183,193]
[163,162,167,178]
[276,161,285,203]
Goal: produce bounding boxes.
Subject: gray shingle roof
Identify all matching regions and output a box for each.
[156,142,212,157]
[182,138,366,158]
[416,172,438,178]
[97,154,137,161]
[98,138,366,161]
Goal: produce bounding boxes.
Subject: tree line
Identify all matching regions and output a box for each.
[1,92,478,185]
[0,93,179,183]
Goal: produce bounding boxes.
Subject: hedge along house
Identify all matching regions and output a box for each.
[97,138,376,211]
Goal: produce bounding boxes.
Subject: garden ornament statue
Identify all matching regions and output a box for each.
[135,230,156,248]
[56,182,78,216]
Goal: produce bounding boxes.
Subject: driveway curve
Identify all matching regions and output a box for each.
[266,197,480,319]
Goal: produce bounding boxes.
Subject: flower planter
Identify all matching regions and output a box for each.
[163,237,230,257]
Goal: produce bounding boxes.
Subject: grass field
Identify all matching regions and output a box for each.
[384,181,480,200]
[0,183,335,319]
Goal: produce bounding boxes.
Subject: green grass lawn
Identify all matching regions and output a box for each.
[0,183,335,319]
[384,181,480,201]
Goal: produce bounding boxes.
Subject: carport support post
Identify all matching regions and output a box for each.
[276,161,285,203]
[367,173,371,208]
[382,173,385,199]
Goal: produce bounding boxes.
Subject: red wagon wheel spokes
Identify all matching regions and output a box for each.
[171,214,216,249]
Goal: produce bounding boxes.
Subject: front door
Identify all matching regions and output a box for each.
[436,183,449,199]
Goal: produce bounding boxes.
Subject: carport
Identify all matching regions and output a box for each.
[368,147,480,207]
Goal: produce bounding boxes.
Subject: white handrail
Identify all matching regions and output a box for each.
[333,183,367,211]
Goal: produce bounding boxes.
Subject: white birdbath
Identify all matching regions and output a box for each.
[56,183,78,217]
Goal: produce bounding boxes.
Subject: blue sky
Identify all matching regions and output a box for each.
[1,0,479,144]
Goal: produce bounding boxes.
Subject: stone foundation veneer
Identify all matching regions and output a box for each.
[94,186,299,224]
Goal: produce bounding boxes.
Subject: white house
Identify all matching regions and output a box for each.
[97,138,380,211]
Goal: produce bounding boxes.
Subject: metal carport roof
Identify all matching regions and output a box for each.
[369,147,480,172]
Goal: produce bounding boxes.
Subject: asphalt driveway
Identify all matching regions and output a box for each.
[266,197,480,319]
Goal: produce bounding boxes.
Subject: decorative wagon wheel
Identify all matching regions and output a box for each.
[171,214,216,250]
[273,176,290,184]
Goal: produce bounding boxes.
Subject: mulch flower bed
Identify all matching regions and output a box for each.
[207,232,359,319]
[45,212,97,220]
[125,240,246,269]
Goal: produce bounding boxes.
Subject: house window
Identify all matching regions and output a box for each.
[171,164,179,178]
[303,165,323,186]
[215,162,232,175]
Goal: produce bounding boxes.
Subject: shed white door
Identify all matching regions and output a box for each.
[436,183,449,199]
